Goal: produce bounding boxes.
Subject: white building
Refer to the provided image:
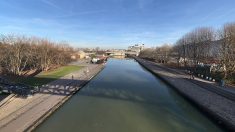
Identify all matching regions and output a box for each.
[127,44,145,56]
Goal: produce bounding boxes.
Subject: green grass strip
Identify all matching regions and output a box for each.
[21,65,83,87]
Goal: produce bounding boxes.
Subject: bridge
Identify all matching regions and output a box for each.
[106,51,139,56]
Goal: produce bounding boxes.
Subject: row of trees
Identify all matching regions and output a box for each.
[139,22,235,79]
[139,44,172,63]
[174,27,214,66]
[175,23,235,78]
[0,35,74,75]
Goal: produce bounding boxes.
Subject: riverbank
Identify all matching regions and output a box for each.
[134,57,235,131]
[0,63,104,132]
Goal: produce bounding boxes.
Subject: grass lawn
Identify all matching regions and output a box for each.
[20,65,83,87]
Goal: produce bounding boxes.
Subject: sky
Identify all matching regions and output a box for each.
[1,0,235,49]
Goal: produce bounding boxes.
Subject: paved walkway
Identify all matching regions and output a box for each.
[0,64,104,132]
[155,63,235,101]
[168,65,235,94]
[135,57,235,131]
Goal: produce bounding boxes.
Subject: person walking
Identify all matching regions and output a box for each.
[190,71,194,79]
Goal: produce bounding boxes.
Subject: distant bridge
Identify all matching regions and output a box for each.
[106,51,138,56]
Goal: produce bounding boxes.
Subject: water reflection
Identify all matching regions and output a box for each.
[35,58,223,132]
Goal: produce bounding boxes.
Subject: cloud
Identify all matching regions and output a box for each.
[41,0,61,10]
[0,16,62,28]
[137,0,154,10]
[53,10,106,19]
[122,31,157,41]
[40,0,106,19]
[0,16,67,37]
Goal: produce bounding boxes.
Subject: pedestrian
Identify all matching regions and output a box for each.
[190,71,194,79]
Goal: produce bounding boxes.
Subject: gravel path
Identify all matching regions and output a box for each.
[0,64,104,132]
[135,57,235,131]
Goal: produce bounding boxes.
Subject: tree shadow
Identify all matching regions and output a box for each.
[36,78,88,96]
[0,76,88,97]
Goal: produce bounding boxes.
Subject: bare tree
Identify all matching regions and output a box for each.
[139,48,156,60]
[218,22,235,78]
[0,35,32,75]
[0,35,74,75]
[155,44,172,63]
[174,27,214,67]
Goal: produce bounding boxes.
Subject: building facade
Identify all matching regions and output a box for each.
[127,44,145,56]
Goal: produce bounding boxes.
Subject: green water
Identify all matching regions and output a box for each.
[35,58,223,132]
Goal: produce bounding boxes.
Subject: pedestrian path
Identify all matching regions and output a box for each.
[143,59,235,101]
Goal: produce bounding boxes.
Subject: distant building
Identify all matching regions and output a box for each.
[71,50,86,60]
[127,44,145,56]
[77,51,86,59]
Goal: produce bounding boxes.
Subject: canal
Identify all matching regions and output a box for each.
[35,58,223,132]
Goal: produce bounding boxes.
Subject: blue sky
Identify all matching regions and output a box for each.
[1,0,235,49]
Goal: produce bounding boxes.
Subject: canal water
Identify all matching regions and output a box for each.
[35,58,223,132]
